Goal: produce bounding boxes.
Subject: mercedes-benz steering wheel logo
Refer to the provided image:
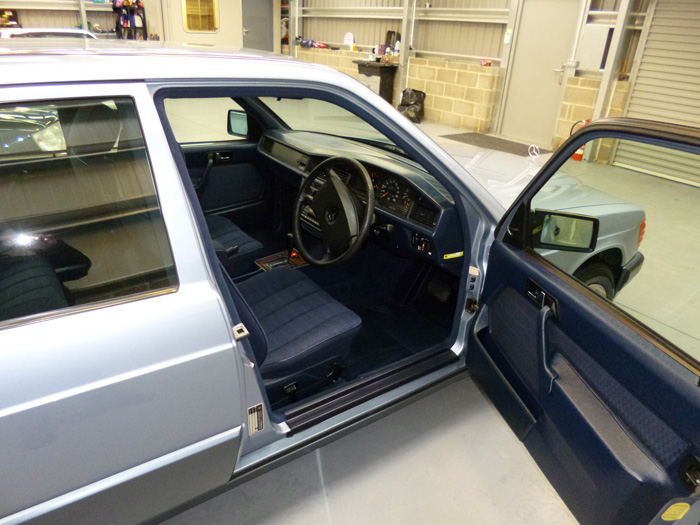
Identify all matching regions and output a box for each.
[326,207,338,224]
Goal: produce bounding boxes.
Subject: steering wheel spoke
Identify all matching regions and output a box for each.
[293,157,375,268]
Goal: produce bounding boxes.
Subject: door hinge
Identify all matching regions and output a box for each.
[233,323,250,341]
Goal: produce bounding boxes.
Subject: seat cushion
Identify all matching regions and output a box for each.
[205,215,263,275]
[237,267,361,378]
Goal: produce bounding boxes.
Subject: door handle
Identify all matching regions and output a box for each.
[528,280,558,395]
[553,68,565,85]
[538,305,558,395]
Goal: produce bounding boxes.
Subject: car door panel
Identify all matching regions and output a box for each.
[182,141,270,227]
[0,285,243,522]
[469,240,700,524]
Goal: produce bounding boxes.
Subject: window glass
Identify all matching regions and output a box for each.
[530,136,700,358]
[0,97,177,324]
[183,0,218,32]
[164,98,244,143]
[259,97,395,146]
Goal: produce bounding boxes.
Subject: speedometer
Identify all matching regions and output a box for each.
[379,178,401,204]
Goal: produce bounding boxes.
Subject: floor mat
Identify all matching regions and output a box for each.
[441,132,550,156]
[343,302,451,379]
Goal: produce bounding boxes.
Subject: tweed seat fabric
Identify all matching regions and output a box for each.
[205,214,263,275]
[237,267,361,378]
[0,256,68,322]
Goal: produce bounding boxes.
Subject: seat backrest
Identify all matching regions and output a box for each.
[65,103,121,157]
[0,255,68,322]
[219,262,268,367]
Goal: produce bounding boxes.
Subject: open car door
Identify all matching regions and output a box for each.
[468,120,700,525]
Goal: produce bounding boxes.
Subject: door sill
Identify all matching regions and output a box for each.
[284,347,459,434]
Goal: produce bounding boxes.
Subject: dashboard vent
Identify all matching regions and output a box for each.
[260,136,274,153]
[306,158,320,173]
[410,204,438,227]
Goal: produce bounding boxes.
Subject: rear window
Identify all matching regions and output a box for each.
[0,97,178,325]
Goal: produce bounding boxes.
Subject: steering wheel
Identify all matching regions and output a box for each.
[292,157,375,268]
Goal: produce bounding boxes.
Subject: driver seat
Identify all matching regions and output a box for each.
[231,267,361,394]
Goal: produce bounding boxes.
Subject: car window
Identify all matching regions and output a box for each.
[0,97,177,325]
[529,135,700,358]
[164,97,244,143]
[258,96,395,146]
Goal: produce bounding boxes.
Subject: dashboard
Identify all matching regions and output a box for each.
[258,130,464,274]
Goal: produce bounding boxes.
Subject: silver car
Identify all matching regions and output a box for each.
[463,148,645,298]
[0,42,697,525]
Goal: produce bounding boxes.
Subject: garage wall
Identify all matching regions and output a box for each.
[296,0,508,59]
[614,0,700,184]
[291,46,500,131]
[12,8,114,33]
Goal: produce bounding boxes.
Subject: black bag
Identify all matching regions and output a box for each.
[397,89,426,123]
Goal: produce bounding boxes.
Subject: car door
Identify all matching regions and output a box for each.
[468,120,700,525]
[163,97,271,230]
[0,83,245,523]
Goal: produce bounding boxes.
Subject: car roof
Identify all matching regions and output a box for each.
[0,41,342,87]
[0,28,97,38]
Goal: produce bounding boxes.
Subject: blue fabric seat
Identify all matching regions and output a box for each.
[205,215,263,276]
[236,267,361,379]
[0,256,68,322]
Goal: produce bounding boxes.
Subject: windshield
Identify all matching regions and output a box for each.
[258,97,395,146]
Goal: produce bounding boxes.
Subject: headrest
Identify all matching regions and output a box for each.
[66,104,120,156]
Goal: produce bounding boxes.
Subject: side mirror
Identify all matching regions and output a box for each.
[531,210,599,252]
[227,110,248,137]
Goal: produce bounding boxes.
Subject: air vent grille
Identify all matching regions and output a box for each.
[260,136,273,153]
[410,204,438,227]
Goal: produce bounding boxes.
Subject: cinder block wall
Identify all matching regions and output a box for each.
[406,58,500,133]
[287,46,501,133]
[554,77,602,148]
[553,77,630,151]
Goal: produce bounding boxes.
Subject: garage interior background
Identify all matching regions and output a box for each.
[3,0,698,165]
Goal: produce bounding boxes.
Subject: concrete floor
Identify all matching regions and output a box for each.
[165,378,578,525]
[164,123,579,525]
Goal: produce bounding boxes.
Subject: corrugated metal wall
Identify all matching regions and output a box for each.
[414,20,503,58]
[614,0,700,184]
[305,0,402,7]
[17,9,114,31]
[304,19,403,46]
[300,0,508,58]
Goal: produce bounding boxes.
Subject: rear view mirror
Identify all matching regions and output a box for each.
[532,210,599,252]
[227,110,248,137]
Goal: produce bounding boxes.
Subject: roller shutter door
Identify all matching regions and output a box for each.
[614,0,700,185]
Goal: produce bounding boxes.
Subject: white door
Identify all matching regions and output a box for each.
[163,0,243,47]
[498,0,582,148]
[242,0,274,51]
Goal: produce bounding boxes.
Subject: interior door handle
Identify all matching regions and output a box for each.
[538,305,558,395]
[529,280,558,394]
